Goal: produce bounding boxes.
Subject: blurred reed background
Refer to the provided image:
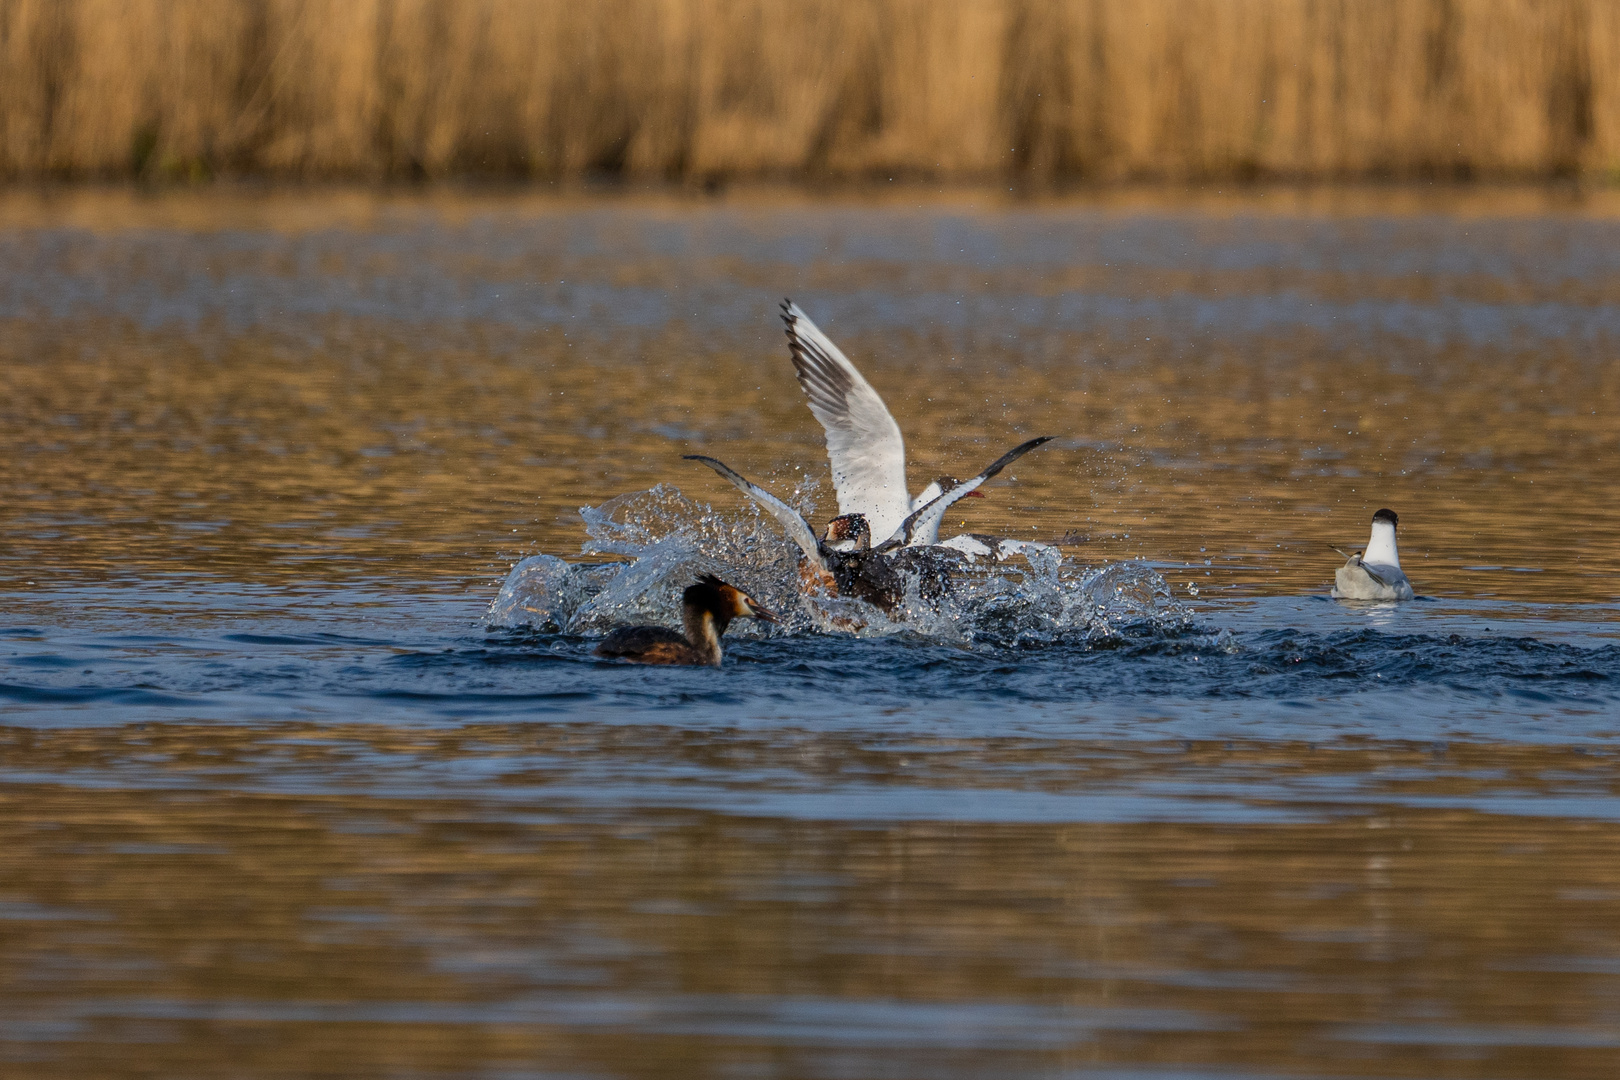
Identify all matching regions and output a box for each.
[1,0,1616,185]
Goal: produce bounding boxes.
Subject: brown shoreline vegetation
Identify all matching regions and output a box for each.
[1,0,1618,185]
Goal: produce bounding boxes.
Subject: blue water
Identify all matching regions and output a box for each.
[2,189,1619,1079]
[6,590,1618,739]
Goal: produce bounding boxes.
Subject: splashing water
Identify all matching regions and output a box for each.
[489,486,1195,647]
[488,485,804,637]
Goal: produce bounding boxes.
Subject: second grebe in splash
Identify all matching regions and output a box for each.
[594,574,778,666]
[683,436,1054,610]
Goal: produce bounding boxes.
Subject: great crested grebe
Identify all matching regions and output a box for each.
[594,574,778,666]
[1331,508,1416,601]
[782,300,1031,546]
[683,436,1053,611]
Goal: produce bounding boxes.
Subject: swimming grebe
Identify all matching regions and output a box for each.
[782,300,1038,546]
[1331,508,1415,601]
[683,436,1053,610]
[594,574,778,666]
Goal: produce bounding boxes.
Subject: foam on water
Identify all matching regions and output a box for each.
[488,486,1196,647]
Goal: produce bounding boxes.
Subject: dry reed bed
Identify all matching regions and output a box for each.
[2,0,1617,182]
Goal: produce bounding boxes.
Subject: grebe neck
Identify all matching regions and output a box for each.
[682,604,726,666]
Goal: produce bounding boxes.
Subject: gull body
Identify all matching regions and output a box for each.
[1331,509,1415,601]
[594,575,777,666]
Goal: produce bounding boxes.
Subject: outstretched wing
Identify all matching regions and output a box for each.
[683,455,828,573]
[876,437,1056,551]
[781,300,911,541]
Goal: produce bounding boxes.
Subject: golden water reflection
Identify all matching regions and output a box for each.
[1,324,1616,607]
[3,189,1620,1078]
[1,188,1618,607]
[2,723,1620,1078]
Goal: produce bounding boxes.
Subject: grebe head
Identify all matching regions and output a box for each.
[689,574,779,626]
[821,513,871,552]
[1372,508,1398,527]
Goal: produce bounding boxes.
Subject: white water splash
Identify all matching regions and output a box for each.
[489,485,1194,645]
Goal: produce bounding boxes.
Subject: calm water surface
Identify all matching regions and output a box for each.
[2,187,1619,1078]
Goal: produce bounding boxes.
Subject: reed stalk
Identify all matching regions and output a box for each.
[1,0,1614,183]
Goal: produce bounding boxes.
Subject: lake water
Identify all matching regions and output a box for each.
[2,186,1619,1079]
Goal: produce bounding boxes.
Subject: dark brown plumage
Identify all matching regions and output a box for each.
[825,544,958,611]
[594,574,777,666]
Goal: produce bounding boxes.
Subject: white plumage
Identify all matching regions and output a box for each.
[781,300,915,543]
[785,299,1016,546]
[1331,509,1415,601]
[875,437,1054,551]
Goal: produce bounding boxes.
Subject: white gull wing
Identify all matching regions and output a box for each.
[876,437,1055,551]
[683,455,829,574]
[936,534,995,561]
[937,535,1055,563]
[781,300,911,541]
[910,480,944,511]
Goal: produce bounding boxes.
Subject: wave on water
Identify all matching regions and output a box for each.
[488,485,1195,648]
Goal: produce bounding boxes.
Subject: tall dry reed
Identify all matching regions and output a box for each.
[1,0,1615,183]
